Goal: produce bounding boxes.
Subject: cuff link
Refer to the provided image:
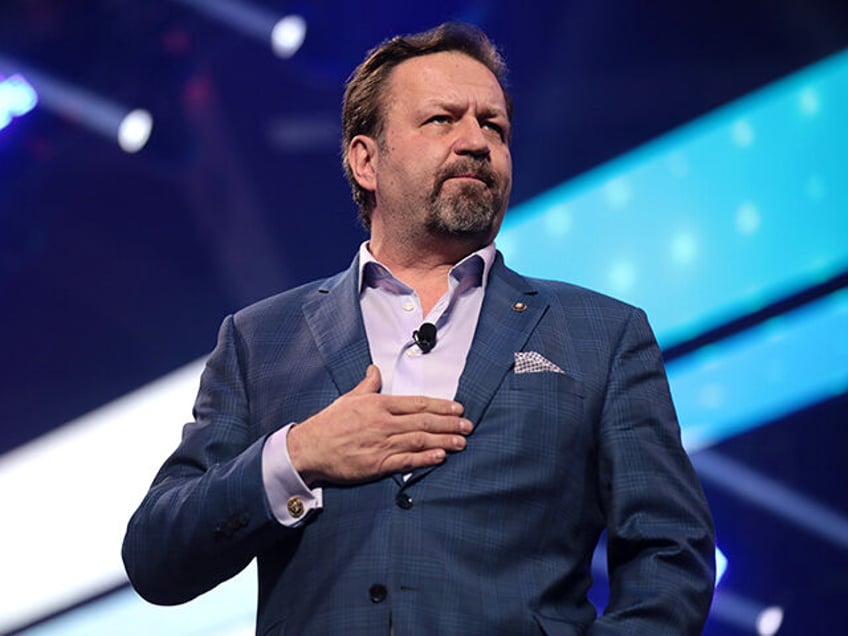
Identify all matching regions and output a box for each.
[287,495,305,518]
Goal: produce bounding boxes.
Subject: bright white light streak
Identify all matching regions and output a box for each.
[117,108,153,153]
[0,360,205,634]
[174,0,306,57]
[0,54,153,151]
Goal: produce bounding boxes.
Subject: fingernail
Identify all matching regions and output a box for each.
[460,419,473,433]
[452,436,466,450]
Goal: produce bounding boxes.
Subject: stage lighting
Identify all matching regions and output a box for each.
[716,547,728,585]
[271,15,307,58]
[174,0,307,58]
[117,108,153,153]
[0,54,153,153]
[0,73,37,131]
[757,606,784,636]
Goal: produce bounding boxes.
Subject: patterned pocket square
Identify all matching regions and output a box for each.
[514,351,565,374]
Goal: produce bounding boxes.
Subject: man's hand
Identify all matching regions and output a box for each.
[287,365,472,486]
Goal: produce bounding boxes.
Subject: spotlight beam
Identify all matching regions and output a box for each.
[693,449,848,550]
[0,53,152,152]
[172,0,306,58]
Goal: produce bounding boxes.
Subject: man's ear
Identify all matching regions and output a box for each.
[348,135,379,194]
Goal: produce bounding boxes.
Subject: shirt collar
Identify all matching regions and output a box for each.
[357,241,496,295]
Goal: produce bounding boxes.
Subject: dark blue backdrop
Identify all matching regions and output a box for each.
[1,2,846,634]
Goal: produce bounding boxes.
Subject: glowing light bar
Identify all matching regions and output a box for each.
[499,47,848,349]
[0,361,206,633]
[670,290,848,452]
[174,0,306,58]
[0,54,153,152]
[0,73,38,130]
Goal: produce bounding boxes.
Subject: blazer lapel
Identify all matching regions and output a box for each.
[302,255,373,396]
[406,254,547,485]
[455,254,548,426]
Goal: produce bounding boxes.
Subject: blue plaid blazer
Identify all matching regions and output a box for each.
[123,252,715,635]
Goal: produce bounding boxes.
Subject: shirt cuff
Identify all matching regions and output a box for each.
[261,423,323,527]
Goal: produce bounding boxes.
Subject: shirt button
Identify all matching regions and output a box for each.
[402,300,415,312]
[369,583,388,603]
[395,493,413,510]
[287,496,305,518]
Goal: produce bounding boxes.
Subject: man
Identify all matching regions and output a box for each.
[123,22,715,635]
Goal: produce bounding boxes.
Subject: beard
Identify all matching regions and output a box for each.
[425,159,509,237]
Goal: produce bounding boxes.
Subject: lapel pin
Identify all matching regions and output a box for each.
[512,301,528,312]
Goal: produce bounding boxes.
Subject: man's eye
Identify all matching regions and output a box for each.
[426,115,451,124]
[483,122,505,138]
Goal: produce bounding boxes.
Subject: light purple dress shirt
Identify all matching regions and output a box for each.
[261,241,496,525]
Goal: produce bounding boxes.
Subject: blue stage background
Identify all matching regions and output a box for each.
[1,2,846,634]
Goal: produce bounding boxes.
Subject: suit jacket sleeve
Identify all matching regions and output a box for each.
[589,307,715,634]
[122,314,289,605]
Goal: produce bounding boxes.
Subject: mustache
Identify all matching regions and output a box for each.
[435,159,498,190]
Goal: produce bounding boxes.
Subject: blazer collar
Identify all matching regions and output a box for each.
[302,254,372,396]
[455,252,547,425]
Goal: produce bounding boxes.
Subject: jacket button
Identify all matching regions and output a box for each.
[395,493,413,510]
[369,583,388,603]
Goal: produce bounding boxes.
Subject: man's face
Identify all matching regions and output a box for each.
[369,51,512,244]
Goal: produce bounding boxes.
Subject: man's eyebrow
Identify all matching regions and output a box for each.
[418,98,508,119]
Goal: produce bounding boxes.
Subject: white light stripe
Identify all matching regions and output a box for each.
[21,568,256,636]
[0,360,205,634]
[693,449,848,550]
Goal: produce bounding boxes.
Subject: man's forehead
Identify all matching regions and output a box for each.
[385,51,506,107]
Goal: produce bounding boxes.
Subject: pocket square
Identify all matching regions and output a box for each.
[514,351,565,374]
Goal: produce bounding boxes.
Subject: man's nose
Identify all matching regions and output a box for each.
[453,117,491,158]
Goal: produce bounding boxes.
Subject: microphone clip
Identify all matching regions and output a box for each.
[413,322,437,354]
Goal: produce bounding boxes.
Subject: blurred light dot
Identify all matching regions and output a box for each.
[671,232,697,265]
[756,606,784,636]
[117,109,153,153]
[608,260,636,292]
[731,119,755,147]
[0,74,38,115]
[805,174,826,201]
[735,202,761,235]
[667,152,690,178]
[271,15,307,58]
[799,87,820,116]
[604,178,633,209]
[543,204,573,236]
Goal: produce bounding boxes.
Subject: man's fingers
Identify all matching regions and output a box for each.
[388,412,473,436]
[348,364,382,396]
[381,394,465,417]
